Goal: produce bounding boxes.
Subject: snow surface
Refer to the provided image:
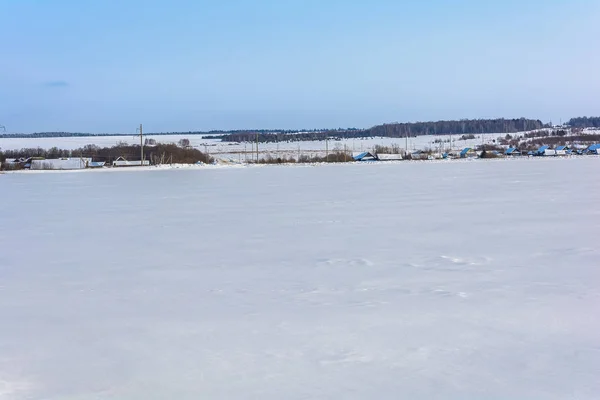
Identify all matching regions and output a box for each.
[1,157,600,399]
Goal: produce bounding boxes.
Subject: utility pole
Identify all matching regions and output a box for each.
[481,127,484,149]
[0,126,5,162]
[255,132,259,162]
[325,137,329,162]
[139,124,144,164]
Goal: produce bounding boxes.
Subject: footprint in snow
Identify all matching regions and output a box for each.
[317,258,374,268]
[407,255,491,271]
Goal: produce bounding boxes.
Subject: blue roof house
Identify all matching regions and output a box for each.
[556,145,571,155]
[586,144,600,154]
[460,148,476,158]
[536,145,549,155]
[505,147,521,156]
[353,152,377,161]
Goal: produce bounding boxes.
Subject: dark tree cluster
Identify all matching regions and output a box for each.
[567,117,600,128]
[0,128,360,139]
[219,118,546,143]
[0,143,212,165]
[366,118,545,138]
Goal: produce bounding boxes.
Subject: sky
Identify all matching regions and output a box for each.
[1,0,600,133]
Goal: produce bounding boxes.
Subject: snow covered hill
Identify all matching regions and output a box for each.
[1,158,599,399]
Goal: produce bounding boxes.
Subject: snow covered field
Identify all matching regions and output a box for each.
[0,132,503,157]
[1,158,599,399]
[2,128,598,160]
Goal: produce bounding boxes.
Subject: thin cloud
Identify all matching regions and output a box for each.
[43,80,69,88]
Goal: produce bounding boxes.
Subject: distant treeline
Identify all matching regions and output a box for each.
[220,118,547,143]
[567,117,600,128]
[0,143,212,165]
[367,118,545,137]
[4,116,600,141]
[0,128,359,139]
[220,131,359,143]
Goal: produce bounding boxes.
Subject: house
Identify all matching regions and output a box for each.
[4,157,41,169]
[88,161,106,168]
[555,145,571,156]
[535,145,557,156]
[505,148,521,156]
[585,144,600,155]
[536,145,549,156]
[352,151,377,161]
[30,157,92,170]
[112,156,151,167]
[410,150,429,160]
[1,158,22,170]
[376,153,403,161]
[460,148,476,158]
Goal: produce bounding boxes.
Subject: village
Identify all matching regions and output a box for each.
[354,143,600,161]
[2,140,599,171]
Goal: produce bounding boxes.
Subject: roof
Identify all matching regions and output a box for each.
[113,159,150,166]
[556,145,568,151]
[377,153,403,161]
[460,148,472,156]
[587,144,600,151]
[353,152,376,161]
[505,148,519,154]
[30,158,91,170]
[537,145,549,152]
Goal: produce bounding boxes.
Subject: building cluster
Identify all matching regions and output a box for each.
[353,143,600,162]
[3,143,599,170]
[2,156,150,170]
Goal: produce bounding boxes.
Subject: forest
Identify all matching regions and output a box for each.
[220,118,547,143]
[4,117,600,143]
[567,117,600,128]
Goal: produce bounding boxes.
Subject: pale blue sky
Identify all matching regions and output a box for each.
[1,0,599,133]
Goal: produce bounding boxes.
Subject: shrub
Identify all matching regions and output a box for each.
[254,151,353,164]
[1,143,213,166]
